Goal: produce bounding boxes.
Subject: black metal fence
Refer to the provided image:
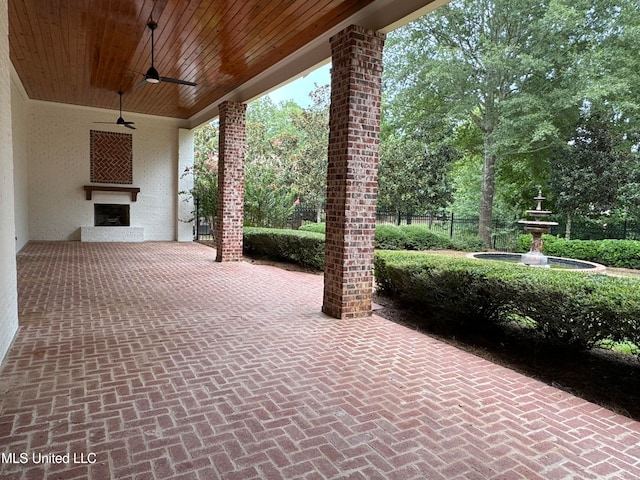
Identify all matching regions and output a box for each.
[551,220,640,241]
[193,198,214,241]
[375,211,520,251]
[193,202,640,251]
[374,212,640,249]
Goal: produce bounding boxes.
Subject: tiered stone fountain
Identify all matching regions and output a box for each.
[467,189,606,273]
[517,190,558,268]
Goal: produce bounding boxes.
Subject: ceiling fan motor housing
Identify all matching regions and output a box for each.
[145,66,160,83]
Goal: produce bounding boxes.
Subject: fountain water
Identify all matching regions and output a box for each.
[517,190,558,268]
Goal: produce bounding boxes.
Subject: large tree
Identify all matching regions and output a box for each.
[549,111,636,238]
[383,0,639,245]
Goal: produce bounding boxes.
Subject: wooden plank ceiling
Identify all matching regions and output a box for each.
[8,0,377,120]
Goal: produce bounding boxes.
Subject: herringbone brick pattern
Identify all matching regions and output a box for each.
[1,242,639,479]
[90,130,133,184]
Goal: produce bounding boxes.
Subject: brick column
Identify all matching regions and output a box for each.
[322,25,385,319]
[216,101,246,262]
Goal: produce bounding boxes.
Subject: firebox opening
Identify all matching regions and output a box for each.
[95,204,130,226]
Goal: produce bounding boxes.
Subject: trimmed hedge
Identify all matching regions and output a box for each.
[243,227,325,271]
[378,224,459,250]
[374,250,640,356]
[298,222,326,234]
[518,234,640,269]
[299,222,482,252]
[244,223,466,271]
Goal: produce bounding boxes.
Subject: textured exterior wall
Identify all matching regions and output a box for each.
[81,227,144,242]
[11,69,29,252]
[178,128,194,242]
[216,101,246,262]
[27,101,185,241]
[323,25,385,319]
[0,0,19,362]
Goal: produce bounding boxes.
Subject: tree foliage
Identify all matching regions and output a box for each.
[191,0,640,240]
[377,132,457,217]
[191,86,331,231]
[285,85,330,220]
[549,111,636,238]
[383,0,640,245]
[244,98,300,227]
[189,122,219,231]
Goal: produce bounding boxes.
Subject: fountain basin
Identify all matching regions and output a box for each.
[517,220,558,227]
[467,252,607,273]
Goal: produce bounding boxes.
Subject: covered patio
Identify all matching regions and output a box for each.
[1,241,639,478]
[3,1,640,478]
[2,0,451,363]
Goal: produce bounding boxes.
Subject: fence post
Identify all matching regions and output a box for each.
[195,198,200,241]
[449,212,454,239]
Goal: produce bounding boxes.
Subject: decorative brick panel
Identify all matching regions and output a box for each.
[322,25,385,319]
[216,101,246,262]
[90,130,133,184]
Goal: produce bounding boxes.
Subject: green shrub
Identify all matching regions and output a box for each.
[516,234,530,252]
[400,225,453,250]
[518,234,640,269]
[593,240,640,269]
[374,250,640,355]
[303,223,482,251]
[450,235,485,252]
[298,222,326,234]
[374,224,409,250]
[243,227,325,271]
[374,224,467,251]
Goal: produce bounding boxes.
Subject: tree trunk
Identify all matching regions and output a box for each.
[316,205,322,224]
[565,213,572,240]
[476,85,498,249]
[478,148,497,248]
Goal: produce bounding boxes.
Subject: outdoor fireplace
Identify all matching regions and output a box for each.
[94,204,130,226]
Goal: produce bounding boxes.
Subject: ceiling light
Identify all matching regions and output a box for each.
[145,66,160,83]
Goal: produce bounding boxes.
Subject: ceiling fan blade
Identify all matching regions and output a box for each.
[94,91,137,129]
[160,76,197,87]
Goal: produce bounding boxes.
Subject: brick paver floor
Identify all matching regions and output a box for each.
[1,241,639,479]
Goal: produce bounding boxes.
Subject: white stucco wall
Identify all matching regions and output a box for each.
[27,101,187,241]
[178,128,195,242]
[0,0,19,362]
[11,68,29,252]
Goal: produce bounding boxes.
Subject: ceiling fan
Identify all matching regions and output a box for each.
[137,20,197,87]
[94,91,136,130]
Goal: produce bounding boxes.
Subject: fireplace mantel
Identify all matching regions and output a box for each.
[84,185,140,201]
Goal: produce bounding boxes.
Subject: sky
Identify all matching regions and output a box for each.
[264,63,331,107]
